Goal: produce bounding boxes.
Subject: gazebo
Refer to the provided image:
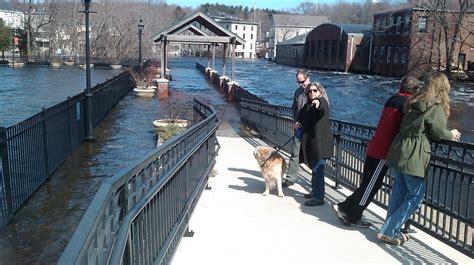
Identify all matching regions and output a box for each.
[152,12,245,95]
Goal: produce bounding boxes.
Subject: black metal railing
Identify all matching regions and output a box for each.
[0,65,139,227]
[58,99,220,265]
[240,98,473,257]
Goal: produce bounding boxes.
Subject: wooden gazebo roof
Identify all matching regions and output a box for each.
[152,11,245,45]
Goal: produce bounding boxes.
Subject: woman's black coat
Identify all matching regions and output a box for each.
[297,97,333,166]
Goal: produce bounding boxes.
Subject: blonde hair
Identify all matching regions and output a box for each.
[404,72,450,117]
[307,82,330,106]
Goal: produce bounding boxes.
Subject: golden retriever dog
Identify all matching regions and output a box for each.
[253,145,286,197]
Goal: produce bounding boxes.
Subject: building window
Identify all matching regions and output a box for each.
[373,47,378,62]
[316,41,321,59]
[324,40,329,59]
[250,43,253,50]
[392,16,397,34]
[387,46,392,63]
[396,16,401,34]
[331,40,337,59]
[227,25,229,29]
[244,25,246,30]
[243,33,246,39]
[251,26,253,31]
[251,34,253,40]
[403,14,410,33]
[242,44,245,49]
[418,16,427,32]
[235,25,238,30]
[401,46,407,63]
[380,47,385,62]
[394,47,399,63]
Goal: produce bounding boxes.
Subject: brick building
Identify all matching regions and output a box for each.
[371,7,474,76]
[304,23,371,72]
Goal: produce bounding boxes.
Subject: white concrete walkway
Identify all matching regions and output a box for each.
[172,120,472,265]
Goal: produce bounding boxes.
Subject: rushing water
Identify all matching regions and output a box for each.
[189,57,474,142]
[0,58,472,264]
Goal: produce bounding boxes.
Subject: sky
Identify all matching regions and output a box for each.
[167,0,340,10]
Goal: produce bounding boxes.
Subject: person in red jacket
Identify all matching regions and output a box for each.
[332,75,420,227]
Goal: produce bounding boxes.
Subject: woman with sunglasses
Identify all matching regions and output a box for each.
[296,82,333,206]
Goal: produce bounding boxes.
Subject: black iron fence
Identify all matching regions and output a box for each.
[58,99,220,265]
[0,64,139,227]
[240,98,473,258]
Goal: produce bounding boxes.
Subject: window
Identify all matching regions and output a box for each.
[392,16,397,34]
[251,26,253,31]
[251,34,253,40]
[331,40,337,59]
[387,46,392,63]
[243,33,246,39]
[324,40,329,59]
[227,25,229,29]
[396,16,401,34]
[403,14,410,33]
[244,26,246,30]
[394,47,399,63]
[242,44,245,49]
[235,25,238,30]
[380,47,385,62]
[316,41,321,59]
[250,43,253,50]
[401,47,407,63]
[418,16,427,32]
[373,47,378,62]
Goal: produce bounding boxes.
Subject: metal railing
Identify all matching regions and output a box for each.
[0,65,139,227]
[240,98,474,257]
[58,99,220,265]
[196,63,267,103]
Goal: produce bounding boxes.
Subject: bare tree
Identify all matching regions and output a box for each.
[419,0,474,77]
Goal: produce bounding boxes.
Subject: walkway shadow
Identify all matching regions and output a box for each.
[296,178,458,264]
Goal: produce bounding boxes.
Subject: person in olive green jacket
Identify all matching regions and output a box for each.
[377,72,461,245]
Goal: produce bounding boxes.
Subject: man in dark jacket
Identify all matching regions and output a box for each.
[332,75,420,227]
[282,69,311,188]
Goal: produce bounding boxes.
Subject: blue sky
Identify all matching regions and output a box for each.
[167,0,339,10]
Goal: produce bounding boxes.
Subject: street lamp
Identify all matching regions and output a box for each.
[138,19,144,67]
[81,0,94,140]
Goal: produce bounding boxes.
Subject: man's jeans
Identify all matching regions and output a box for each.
[286,131,300,182]
[380,169,425,238]
[311,159,326,200]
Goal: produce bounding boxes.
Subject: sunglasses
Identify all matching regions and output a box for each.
[307,89,320,93]
[297,78,306,84]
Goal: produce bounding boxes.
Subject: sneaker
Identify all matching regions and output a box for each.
[282,180,294,188]
[377,232,404,245]
[350,219,371,228]
[303,193,313,199]
[331,204,350,226]
[304,198,324,206]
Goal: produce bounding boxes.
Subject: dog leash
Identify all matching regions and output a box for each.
[261,135,295,166]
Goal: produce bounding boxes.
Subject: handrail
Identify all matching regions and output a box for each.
[59,99,220,265]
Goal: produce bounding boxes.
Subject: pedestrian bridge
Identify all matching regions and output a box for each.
[58,96,473,264]
[173,119,471,265]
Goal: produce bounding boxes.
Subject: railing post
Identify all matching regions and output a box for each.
[0,127,13,220]
[41,108,50,176]
[334,123,342,189]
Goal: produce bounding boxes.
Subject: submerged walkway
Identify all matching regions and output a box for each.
[172,119,472,264]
